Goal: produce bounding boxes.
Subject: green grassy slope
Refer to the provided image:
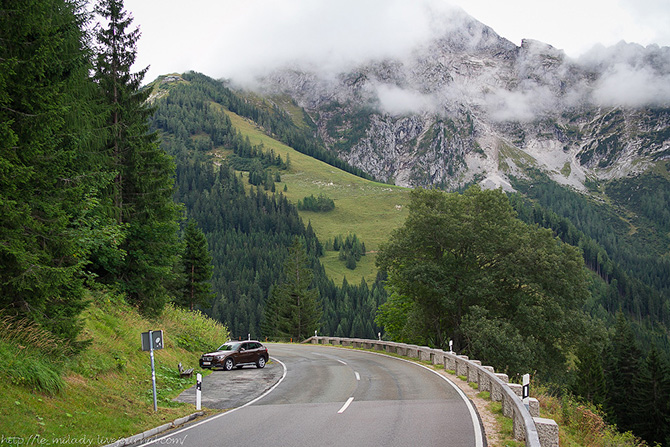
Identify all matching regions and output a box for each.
[221,109,411,284]
[0,293,228,444]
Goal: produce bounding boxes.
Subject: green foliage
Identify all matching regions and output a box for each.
[160,304,229,353]
[93,0,183,317]
[0,316,69,394]
[0,0,115,342]
[376,186,591,378]
[510,169,670,332]
[327,233,366,270]
[0,293,229,442]
[178,220,214,311]
[163,71,374,181]
[262,238,322,340]
[298,193,335,212]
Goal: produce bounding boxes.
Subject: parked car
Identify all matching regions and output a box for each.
[200,341,269,371]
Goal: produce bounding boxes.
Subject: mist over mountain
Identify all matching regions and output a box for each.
[223,5,670,191]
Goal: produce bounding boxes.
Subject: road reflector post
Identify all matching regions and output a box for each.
[141,330,164,412]
[522,373,530,410]
[196,373,202,410]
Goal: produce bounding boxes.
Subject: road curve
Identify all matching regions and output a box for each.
[148,343,484,447]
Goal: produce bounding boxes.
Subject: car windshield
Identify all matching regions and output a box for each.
[217,342,241,351]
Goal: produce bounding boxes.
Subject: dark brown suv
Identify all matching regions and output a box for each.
[200,341,269,371]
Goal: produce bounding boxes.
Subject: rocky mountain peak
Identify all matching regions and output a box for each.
[250,9,670,192]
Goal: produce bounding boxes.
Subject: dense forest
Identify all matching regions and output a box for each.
[0,0,192,343]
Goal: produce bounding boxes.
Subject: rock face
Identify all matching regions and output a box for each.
[253,8,670,191]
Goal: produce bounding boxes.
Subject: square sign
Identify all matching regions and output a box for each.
[141,330,164,351]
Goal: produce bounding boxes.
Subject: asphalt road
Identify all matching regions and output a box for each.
[149,343,484,447]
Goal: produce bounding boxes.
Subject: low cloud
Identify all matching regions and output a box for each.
[375,84,436,115]
[579,43,670,107]
[484,86,556,122]
[591,63,670,107]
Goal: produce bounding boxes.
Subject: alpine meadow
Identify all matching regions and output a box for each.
[2,1,670,446]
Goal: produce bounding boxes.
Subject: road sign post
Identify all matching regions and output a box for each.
[141,330,164,412]
[196,373,202,410]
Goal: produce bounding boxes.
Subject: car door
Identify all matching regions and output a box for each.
[237,342,253,364]
[248,342,262,363]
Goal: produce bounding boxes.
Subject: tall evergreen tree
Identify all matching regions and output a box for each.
[0,0,113,341]
[630,345,670,445]
[263,238,321,340]
[179,220,214,310]
[93,0,182,315]
[604,312,643,431]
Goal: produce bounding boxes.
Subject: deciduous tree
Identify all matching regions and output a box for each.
[376,187,591,377]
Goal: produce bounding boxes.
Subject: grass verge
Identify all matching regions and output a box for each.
[0,291,229,445]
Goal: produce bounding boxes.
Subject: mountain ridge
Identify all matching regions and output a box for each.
[239,8,670,193]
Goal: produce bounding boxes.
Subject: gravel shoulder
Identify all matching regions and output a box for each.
[174,359,284,410]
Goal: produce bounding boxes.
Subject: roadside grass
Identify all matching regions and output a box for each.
[0,292,228,445]
[221,109,411,284]
[534,387,647,447]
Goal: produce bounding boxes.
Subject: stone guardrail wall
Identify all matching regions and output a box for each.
[304,336,559,447]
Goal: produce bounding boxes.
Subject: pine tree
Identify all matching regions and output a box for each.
[179,220,214,310]
[265,238,322,340]
[94,0,182,316]
[572,345,607,407]
[631,345,670,445]
[604,312,643,431]
[0,0,113,341]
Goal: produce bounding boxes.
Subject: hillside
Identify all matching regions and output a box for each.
[150,72,388,340]
[0,291,228,443]
[221,107,410,284]
[150,72,410,285]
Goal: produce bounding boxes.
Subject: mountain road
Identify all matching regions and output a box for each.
[147,343,484,447]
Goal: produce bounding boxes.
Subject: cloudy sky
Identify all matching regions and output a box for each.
[122,0,670,84]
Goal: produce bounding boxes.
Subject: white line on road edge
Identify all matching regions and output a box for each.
[337,397,354,414]
[320,347,485,447]
[141,357,288,446]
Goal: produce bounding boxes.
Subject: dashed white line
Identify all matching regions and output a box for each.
[337,397,354,414]
[355,371,360,381]
[337,359,347,365]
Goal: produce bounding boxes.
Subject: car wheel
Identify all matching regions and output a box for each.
[256,356,266,369]
[223,358,234,371]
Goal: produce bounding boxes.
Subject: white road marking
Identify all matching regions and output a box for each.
[355,371,360,381]
[337,359,347,365]
[337,397,354,414]
[140,357,288,446]
[360,350,485,447]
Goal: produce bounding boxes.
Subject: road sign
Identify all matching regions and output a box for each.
[141,330,164,351]
[141,330,164,412]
